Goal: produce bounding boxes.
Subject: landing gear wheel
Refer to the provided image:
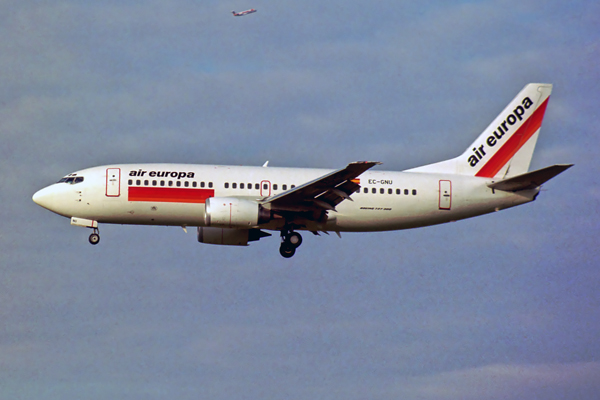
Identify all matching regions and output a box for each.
[89,233,100,245]
[279,242,296,258]
[287,232,303,248]
[279,227,302,258]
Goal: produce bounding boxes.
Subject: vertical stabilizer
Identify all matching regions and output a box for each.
[407,84,552,178]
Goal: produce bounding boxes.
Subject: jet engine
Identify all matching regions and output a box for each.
[204,197,271,228]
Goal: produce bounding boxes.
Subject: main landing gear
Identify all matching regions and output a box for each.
[88,227,100,245]
[279,230,303,258]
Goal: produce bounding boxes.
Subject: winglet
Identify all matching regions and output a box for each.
[262,161,269,167]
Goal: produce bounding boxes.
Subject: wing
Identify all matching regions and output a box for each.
[263,161,381,213]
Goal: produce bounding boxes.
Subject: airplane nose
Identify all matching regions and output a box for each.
[32,186,56,211]
[33,183,76,218]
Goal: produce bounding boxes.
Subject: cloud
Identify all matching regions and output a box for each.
[395,362,600,400]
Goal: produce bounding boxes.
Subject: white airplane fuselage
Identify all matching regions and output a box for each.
[32,84,571,257]
[33,163,536,232]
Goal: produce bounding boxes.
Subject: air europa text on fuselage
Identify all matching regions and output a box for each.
[468,97,534,167]
[128,170,195,179]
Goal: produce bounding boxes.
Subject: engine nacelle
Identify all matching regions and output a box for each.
[205,197,270,228]
[197,227,250,246]
[197,227,272,246]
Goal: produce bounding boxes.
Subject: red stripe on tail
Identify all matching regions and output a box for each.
[475,97,549,178]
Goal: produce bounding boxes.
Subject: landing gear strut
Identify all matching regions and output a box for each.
[279,229,302,258]
[88,227,100,245]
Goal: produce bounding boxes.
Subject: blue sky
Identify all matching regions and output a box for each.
[2,1,599,399]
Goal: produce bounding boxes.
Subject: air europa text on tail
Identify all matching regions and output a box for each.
[468,97,534,167]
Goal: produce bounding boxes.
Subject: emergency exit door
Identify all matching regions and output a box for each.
[260,180,271,197]
[439,180,452,210]
[106,168,121,197]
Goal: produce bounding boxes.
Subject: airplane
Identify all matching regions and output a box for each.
[232,9,257,16]
[33,83,572,258]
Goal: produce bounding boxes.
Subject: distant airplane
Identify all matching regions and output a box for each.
[232,9,256,17]
[33,84,572,258]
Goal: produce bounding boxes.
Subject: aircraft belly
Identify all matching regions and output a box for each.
[334,200,434,231]
[94,199,205,225]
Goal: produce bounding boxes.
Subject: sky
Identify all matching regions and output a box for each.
[1,0,599,399]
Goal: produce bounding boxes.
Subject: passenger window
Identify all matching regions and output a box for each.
[248,183,252,189]
[283,184,287,190]
[372,188,376,194]
[128,179,133,185]
[160,181,165,186]
[184,181,189,187]
[263,183,268,190]
[176,181,181,187]
[192,182,197,188]
[404,189,409,195]
[144,180,149,186]
[388,188,392,194]
[291,185,296,188]
[232,183,237,189]
[209,182,213,188]
[168,181,173,187]
[364,187,368,194]
[412,189,417,195]
[240,183,244,189]
[396,189,400,195]
[224,182,229,189]
[136,180,141,185]
[255,183,259,190]
[273,184,278,190]
[380,188,384,194]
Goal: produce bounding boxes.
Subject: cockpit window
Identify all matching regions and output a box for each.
[57,176,84,184]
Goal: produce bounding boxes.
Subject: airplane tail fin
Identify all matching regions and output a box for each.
[407,83,553,179]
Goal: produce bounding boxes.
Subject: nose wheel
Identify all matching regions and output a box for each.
[279,230,302,258]
[88,228,100,245]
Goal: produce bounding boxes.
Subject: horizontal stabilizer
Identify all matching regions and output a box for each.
[487,164,573,192]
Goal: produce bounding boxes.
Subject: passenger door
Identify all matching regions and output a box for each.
[439,180,451,210]
[106,168,121,197]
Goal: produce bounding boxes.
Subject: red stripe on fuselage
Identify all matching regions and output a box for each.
[128,187,214,203]
[475,97,549,178]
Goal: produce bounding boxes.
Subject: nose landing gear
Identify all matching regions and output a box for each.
[279,230,302,258]
[88,227,100,245]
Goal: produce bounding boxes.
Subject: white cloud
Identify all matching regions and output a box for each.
[394,362,600,400]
